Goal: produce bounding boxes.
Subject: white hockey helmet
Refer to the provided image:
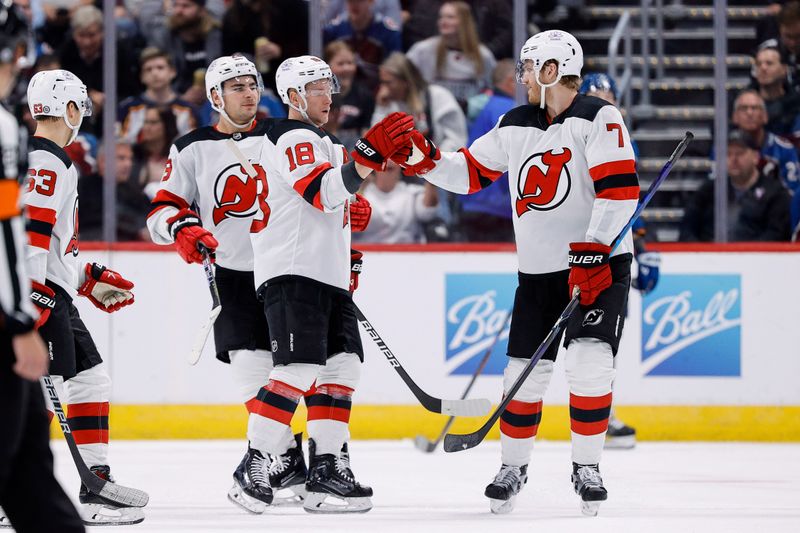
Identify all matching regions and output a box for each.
[275,55,340,122]
[27,69,92,145]
[517,30,583,108]
[205,54,264,129]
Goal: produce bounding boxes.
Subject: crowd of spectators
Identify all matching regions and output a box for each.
[3,0,800,243]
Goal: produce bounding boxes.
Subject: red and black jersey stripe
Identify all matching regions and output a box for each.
[306,384,353,423]
[67,402,109,445]
[249,380,303,425]
[499,399,543,439]
[569,392,612,436]
[147,189,191,219]
[25,205,57,250]
[293,162,333,211]
[589,160,640,201]
[461,148,503,194]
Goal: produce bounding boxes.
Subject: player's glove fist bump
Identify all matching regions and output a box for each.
[352,112,414,171]
[567,242,613,306]
[167,208,219,264]
[391,130,440,176]
[350,194,372,232]
[78,263,135,313]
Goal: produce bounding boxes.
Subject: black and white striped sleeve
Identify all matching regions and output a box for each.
[0,209,36,336]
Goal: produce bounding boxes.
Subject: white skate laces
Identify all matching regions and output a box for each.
[268,454,290,476]
[334,455,354,482]
[576,465,603,486]
[494,465,522,488]
[248,452,270,486]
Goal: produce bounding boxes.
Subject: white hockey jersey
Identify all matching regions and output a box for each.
[23,136,81,295]
[252,120,358,292]
[147,119,276,271]
[424,95,639,274]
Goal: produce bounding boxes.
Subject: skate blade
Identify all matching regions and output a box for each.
[271,484,307,506]
[580,500,602,517]
[605,434,636,449]
[488,496,516,515]
[227,484,268,514]
[303,492,372,514]
[81,503,145,526]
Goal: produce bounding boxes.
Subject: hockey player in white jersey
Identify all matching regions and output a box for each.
[247,55,413,513]
[394,30,639,516]
[23,69,146,526]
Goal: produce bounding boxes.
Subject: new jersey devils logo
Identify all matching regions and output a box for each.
[515,148,572,216]
[64,197,79,257]
[212,162,267,225]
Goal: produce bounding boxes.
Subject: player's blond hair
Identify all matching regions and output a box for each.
[543,59,581,91]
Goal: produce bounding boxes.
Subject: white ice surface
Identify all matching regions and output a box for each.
[47,440,800,533]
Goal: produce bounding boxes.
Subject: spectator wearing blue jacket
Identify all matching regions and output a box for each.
[458,59,516,242]
[732,89,800,193]
[323,0,402,89]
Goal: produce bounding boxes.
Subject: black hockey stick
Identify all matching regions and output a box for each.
[444,131,694,453]
[354,305,492,417]
[188,244,221,365]
[414,311,513,452]
[42,375,149,507]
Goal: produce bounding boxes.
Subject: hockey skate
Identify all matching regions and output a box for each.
[571,463,607,516]
[605,416,636,449]
[303,439,373,514]
[268,433,308,505]
[227,446,273,514]
[484,464,528,514]
[79,465,145,526]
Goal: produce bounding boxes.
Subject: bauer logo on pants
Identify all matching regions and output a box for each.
[444,274,515,376]
[641,274,742,376]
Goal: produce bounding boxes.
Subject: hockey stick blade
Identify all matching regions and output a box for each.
[413,435,437,453]
[441,397,491,417]
[443,132,693,453]
[188,304,221,365]
[415,312,512,453]
[355,305,491,416]
[42,376,149,507]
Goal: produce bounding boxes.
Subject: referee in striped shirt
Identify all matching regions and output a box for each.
[0,14,83,530]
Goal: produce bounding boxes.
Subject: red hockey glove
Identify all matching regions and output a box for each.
[30,281,56,329]
[350,249,363,292]
[568,242,613,306]
[167,208,219,264]
[350,194,372,232]
[351,112,415,171]
[78,263,135,313]
[391,130,440,176]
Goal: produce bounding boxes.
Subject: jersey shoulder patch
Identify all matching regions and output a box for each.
[28,137,72,169]
[267,119,329,144]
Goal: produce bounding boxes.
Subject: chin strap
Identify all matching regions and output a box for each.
[64,113,83,145]
[535,70,562,110]
[212,84,257,129]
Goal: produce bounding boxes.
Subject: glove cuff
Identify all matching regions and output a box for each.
[352,138,386,171]
[31,281,56,309]
[167,208,202,240]
[568,242,611,267]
